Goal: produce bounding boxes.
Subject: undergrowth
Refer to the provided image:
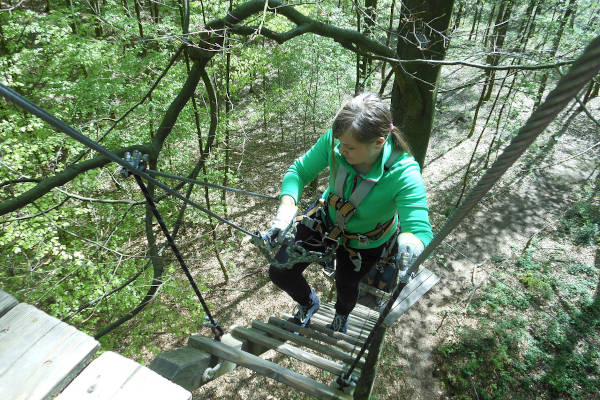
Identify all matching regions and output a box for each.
[435,183,600,399]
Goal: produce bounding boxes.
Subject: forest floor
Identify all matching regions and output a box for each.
[131,85,599,399]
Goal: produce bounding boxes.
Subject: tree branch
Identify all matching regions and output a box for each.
[0,144,151,216]
[0,178,41,188]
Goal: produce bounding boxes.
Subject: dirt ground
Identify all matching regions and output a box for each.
[145,94,599,399]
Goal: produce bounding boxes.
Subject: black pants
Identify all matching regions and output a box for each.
[268,223,385,315]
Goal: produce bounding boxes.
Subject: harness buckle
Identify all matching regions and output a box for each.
[349,252,362,271]
[356,233,369,245]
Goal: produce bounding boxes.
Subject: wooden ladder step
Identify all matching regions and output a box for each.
[383,267,440,326]
[281,313,364,347]
[268,317,368,356]
[316,306,377,330]
[230,326,357,377]
[251,320,366,367]
[310,313,372,339]
[358,282,392,301]
[189,335,353,400]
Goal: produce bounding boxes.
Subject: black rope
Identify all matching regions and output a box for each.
[0,83,261,240]
[145,168,277,199]
[338,34,600,385]
[134,174,224,340]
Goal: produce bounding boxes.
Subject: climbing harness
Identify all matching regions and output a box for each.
[252,149,402,272]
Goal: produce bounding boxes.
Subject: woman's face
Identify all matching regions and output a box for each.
[338,131,386,172]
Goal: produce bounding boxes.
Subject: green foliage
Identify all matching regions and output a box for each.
[560,184,600,245]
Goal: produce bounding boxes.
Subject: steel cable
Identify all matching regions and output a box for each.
[145,168,277,199]
[0,83,261,239]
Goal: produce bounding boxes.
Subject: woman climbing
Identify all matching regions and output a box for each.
[264,92,433,333]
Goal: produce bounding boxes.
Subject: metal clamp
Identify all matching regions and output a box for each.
[120,150,148,178]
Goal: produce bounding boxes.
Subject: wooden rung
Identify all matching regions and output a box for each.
[268,317,368,356]
[310,313,371,339]
[321,302,379,322]
[315,307,376,329]
[252,320,366,367]
[358,282,392,300]
[281,314,364,347]
[230,326,355,377]
[189,335,353,400]
[383,267,439,326]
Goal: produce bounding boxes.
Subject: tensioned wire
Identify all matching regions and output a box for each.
[0,83,262,240]
[145,168,277,199]
[339,35,600,384]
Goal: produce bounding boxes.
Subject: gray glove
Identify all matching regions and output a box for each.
[263,203,297,250]
[396,232,425,271]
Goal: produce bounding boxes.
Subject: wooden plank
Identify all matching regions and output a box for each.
[56,351,139,399]
[0,303,62,375]
[0,305,99,400]
[281,314,364,347]
[315,307,376,330]
[321,302,379,321]
[383,269,440,326]
[0,290,18,318]
[358,282,392,301]
[268,317,368,356]
[252,320,365,368]
[189,335,353,400]
[230,327,353,377]
[148,347,212,391]
[57,351,191,400]
[318,303,377,325]
[310,313,371,339]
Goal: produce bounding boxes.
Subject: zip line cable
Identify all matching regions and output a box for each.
[0,83,261,240]
[0,82,263,340]
[338,34,600,386]
[133,174,223,340]
[145,168,277,199]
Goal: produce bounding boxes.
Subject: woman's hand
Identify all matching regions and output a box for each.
[264,196,297,249]
[396,232,425,270]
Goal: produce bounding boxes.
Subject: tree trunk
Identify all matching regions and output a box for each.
[453,0,464,30]
[354,3,363,94]
[92,0,103,37]
[391,0,455,167]
[482,0,513,100]
[65,0,78,34]
[468,0,481,41]
[134,0,144,38]
[534,0,577,108]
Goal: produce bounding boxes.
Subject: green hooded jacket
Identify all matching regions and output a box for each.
[280,129,433,249]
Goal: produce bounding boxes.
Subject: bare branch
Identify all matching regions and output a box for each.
[54,187,142,205]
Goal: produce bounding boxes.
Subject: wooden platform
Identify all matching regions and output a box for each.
[0,290,191,400]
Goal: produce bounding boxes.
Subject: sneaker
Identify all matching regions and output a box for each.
[329,313,349,333]
[292,288,320,327]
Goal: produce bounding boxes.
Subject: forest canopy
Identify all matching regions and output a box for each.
[1,0,599,398]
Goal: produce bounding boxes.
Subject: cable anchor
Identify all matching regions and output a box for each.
[203,316,224,341]
[119,150,149,178]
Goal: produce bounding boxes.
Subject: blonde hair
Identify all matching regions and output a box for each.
[330,92,411,170]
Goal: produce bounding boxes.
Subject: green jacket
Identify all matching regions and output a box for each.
[281,129,433,249]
